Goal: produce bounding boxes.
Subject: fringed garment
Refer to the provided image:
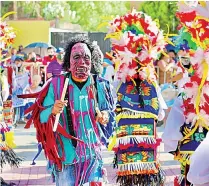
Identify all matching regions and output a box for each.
[18,74,115,185]
[173,122,208,186]
[3,99,13,126]
[0,72,23,185]
[109,80,165,186]
[1,66,14,126]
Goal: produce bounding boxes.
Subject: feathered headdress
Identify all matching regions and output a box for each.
[177,1,209,127]
[0,12,16,61]
[105,9,166,83]
[174,28,198,52]
[177,1,209,50]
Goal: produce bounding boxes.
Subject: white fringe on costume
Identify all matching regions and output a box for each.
[115,136,158,148]
[118,162,159,172]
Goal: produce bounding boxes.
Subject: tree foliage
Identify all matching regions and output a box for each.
[16,1,70,19]
[2,1,129,31]
[2,1,179,33]
[0,2,13,17]
[66,1,130,31]
[138,1,179,33]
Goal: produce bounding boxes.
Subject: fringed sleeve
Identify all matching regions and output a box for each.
[97,78,116,147]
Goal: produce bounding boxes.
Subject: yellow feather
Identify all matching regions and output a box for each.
[2,11,16,20]
[154,19,160,28]
[97,22,109,31]
[104,32,121,40]
[100,15,115,21]
[199,1,207,8]
[107,135,116,151]
[162,51,169,57]
[130,78,137,86]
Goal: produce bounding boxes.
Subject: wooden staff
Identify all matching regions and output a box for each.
[53,77,69,132]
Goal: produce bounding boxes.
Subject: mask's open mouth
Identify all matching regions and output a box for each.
[76,67,87,73]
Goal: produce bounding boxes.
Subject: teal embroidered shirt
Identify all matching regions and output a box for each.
[40,75,115,165]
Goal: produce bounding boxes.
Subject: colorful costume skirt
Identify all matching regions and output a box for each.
[0,101,22,172]
[110,110,165,186]
[173,123,208,186]
[3,99,13,126]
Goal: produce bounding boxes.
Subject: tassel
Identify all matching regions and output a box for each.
[117,162,163,175]
[0,148,23,170]
[116,110,158,123]
[116,171,165,186]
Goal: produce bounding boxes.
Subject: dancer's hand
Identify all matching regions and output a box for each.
[52,100,68,115]
[97,110,109,125]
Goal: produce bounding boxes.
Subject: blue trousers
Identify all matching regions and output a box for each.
[55,160,102,186]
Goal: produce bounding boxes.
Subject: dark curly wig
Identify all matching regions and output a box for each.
[63,35,103,74]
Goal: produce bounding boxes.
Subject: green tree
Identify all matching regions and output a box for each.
[17,1,70,19]
[0,2,12,17]
[11,1,129,31]
[138,1,179,34]
[0,1,17,19]
[66,1,130,31]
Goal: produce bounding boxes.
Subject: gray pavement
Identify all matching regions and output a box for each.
[1,125,180,185]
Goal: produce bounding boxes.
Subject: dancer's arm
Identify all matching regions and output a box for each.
[97,79,116,145]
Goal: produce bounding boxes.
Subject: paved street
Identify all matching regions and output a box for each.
[1,125,180,186]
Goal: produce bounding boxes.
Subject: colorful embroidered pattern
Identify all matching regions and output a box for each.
[3,100,13,125]
[117,81,159,116]
[125,85,138,94]
[116,110,158,124]
[116,124,154,137]
[141,82,151,96]
[173,123,208,186]
[179,123,208,150]
[117,161,162,176]
[118,151,155,164]
[118,93,159,109]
